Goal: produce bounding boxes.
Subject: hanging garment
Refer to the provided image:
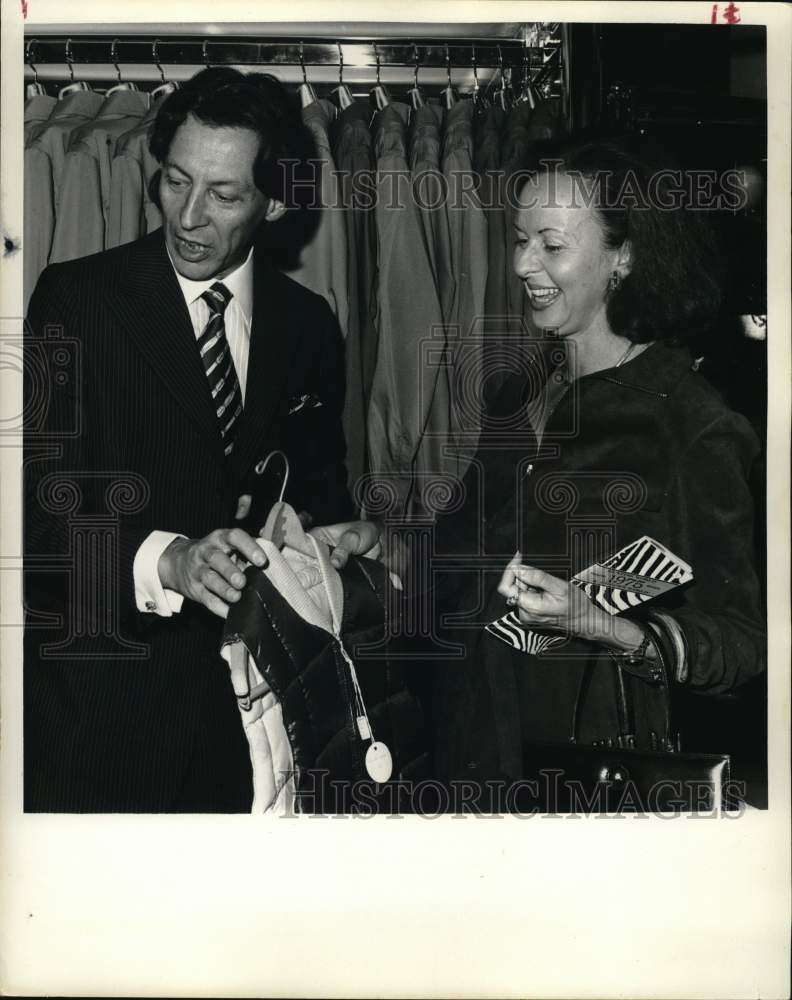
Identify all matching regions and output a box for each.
[23,89,104,309]
[408,103,455,325]
[24,94,56,145]
[106,100,163,249]
[221,504,427,814]
[49,89,148,264]
[474,103,532,406]
[283,99,349,340]
[441,99,489,477]
[369,103,452,514]
[331,100,379,496]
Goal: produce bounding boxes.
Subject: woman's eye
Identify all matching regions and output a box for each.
[166,176,185,189]
[513,237,528,248]
[212,191,235,204]
[544,244,563,254]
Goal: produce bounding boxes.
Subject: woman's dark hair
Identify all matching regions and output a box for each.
[512,135,725,347]
[149,66,309,203]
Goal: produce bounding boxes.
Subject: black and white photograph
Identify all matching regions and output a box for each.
[1,0,790,996]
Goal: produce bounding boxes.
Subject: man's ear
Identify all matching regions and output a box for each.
[264,198,287,223]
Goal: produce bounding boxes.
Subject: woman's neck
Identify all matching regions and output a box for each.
[564,318,650,379]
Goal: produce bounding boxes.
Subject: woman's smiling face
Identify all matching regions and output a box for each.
[513,170,624,339]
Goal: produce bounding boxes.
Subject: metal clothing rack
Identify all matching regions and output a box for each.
[23,30,565,99]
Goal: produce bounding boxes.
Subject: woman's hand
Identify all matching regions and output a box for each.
[497,555,608,641]
[497,555,652,653]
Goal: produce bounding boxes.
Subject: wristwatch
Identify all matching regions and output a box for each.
[614,630,652,667]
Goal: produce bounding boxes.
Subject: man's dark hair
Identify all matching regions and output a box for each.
[149,66,308,203]
[513,135,726,348]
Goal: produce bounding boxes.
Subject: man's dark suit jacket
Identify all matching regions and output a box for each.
[24,228,354,813]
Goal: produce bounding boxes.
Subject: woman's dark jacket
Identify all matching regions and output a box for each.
[429,341,766,781]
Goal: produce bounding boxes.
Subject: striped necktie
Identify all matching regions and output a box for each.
[198,282,243,458]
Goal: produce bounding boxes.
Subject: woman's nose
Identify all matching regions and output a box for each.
[514,244,541,278]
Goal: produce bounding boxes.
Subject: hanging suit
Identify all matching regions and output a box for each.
[49,88,148,264]
[441,100,489,477]
[24,94,56,145]
[23,89,104,310]
[282,99,349,340]
[369,103,452,514]
[408,102,455,325]
[106,99,163,249]
[331,101,379,495]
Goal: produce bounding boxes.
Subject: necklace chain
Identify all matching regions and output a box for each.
[615,342,637,368]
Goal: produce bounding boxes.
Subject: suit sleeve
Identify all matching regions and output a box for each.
[25,264,152,633]
[658,411,766,693]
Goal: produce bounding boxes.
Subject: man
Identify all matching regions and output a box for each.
[24,68,353,813]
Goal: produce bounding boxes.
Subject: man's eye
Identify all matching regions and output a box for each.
[166,176,185,188]
[513,237,528,248]
[212,191,235,204]
[545,243,563,253]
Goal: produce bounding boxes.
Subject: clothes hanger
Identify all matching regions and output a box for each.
[58,38,92,99]
[150,39,179,102]
[441,42,457,109]
[297,41,319,109]
[330,42,354,110]
[369,43,391,112]
[105,39,139,95]
[407,44,425,112]
[495,49,513,112]
[25,40,48,98]
[256,452,316,557]
[514,45,539,109]
[470,42,489,112]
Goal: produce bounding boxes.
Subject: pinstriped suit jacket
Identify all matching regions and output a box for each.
[23,227,353,812]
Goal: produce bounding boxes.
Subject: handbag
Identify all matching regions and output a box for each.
[512,611,734,813]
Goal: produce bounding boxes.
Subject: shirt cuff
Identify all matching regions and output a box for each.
[134,530,187,616]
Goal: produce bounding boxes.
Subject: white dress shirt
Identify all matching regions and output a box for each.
[133,247,255,616]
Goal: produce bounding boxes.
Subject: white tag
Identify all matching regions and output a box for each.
[365,742,393,784]
[356,715,371,740]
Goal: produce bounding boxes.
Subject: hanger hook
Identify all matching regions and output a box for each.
[202,39,210,68]
[152,38,166,83]
[445,42,451,87]
[338,41,343,84]
[65,37,75,83]
[471,42,478,92]
[413,43,420,89]
[373,42,381,85]
[110,38,122,83]
[26,38,39,84]
[299,40,307,84]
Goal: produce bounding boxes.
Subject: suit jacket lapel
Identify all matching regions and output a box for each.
[229,253,297,482]
[109,230,226,468]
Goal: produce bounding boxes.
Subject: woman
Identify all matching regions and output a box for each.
[324,137,766,795]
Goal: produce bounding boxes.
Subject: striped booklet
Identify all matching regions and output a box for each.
[485,536,694,654]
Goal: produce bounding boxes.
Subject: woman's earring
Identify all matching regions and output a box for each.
[608,270,622,292]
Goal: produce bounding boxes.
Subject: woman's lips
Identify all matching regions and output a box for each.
[525,286,561,310]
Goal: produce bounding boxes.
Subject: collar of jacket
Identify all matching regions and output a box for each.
[337,100,373,130]
[96,88,149,119]
[580,341,693,400]
[46,89,104,122]
[108,228,293,478]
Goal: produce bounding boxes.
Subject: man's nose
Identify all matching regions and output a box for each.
[179,190,208,231]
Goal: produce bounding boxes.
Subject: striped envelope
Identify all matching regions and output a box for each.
[485,536,694,654]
